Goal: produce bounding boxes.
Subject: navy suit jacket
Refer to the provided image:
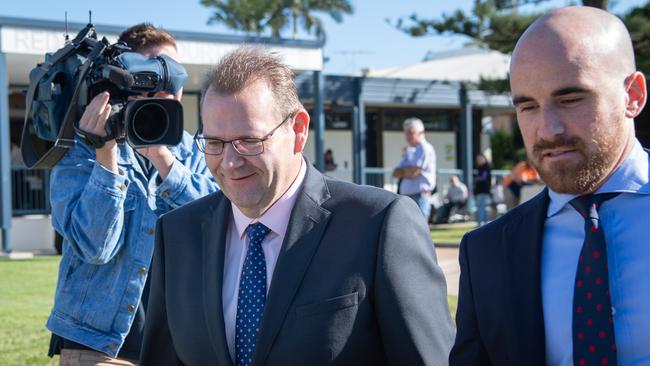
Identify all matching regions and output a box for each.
[141,162,454,365]
[450,189,550,366]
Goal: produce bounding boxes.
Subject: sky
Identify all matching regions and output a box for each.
[0,0,646,75]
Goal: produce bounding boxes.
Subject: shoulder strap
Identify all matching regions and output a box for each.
[20,29,104,168]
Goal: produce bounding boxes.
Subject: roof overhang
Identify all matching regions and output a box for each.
[0,16,324,91]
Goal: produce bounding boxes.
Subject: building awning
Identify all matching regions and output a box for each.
[0,16,324,90]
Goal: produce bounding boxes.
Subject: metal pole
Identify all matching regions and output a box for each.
[459,84,474,192]
[0,53,13,253]
[312,70,325,172]
[352,77,366,185]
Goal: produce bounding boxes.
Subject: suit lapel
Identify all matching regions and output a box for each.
[253,164,332,365]
[502,189,550,365]
[201,194,234,366]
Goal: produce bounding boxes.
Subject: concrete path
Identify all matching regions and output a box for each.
[435,246,460,296]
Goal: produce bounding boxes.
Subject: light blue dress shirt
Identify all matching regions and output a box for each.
[542,140,650,366]
[396,139,437,195]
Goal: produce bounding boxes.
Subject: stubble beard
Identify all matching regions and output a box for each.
[530,132,621,194]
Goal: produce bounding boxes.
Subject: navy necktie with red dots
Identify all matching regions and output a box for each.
[569,193,620,366]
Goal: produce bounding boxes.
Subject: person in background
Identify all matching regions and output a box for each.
[473,153,492,226]
[434,175,469,224]
[324,148,337,171]
[502,158,541,209]
[392,117,437,219]
[46,23,218,365]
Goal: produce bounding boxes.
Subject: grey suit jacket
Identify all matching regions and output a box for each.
[141,162,454,365]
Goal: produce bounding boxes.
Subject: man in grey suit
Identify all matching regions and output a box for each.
[140,46,454,365]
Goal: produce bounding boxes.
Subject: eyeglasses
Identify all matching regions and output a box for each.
[194,113,294,156]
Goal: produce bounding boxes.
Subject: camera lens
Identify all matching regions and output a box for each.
[131,102,169,144]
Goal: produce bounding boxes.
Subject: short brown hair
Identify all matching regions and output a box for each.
[118,23,177,53]
[201,46,303,118]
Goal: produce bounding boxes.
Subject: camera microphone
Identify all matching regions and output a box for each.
[101,65,134,90]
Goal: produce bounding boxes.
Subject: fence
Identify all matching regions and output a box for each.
[9,166,510,217]
[11,167,51,215]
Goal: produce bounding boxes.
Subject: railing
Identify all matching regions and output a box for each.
[11,167,51,215]
[360,167,510,194]
[7,165,513,217]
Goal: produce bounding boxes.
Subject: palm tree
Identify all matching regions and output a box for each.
[201,0,353,38]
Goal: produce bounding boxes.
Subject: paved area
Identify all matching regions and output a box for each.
[435,246,460,296]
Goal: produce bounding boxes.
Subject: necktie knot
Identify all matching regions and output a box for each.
[569,193,620,215]
[569,193,620,227]
[246,222,271,243]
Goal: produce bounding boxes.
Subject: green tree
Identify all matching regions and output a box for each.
[623,2,650,75]
[393,0,610,55]
[393,1,649,91]
[490,128,516,169]
[201,0,353,38]
[394,1,539,54]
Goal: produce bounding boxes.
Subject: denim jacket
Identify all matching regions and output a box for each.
[46,131,218,357]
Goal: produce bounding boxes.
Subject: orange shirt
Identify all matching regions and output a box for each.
[502,162,540,187]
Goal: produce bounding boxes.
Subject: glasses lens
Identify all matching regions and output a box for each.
[197,137,224,155]
[233,139,264,156]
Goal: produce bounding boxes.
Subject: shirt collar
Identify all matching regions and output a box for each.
[232,158,307,239]
[547,139,650,217]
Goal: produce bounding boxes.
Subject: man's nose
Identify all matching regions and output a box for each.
[538,107,566,139]
[220,142,245,169]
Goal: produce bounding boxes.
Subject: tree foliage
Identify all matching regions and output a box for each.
[200,0,353,38]
[394,0,612,54]
[394,0,650,92]
[623,2,650,75]
[394,1,541,54]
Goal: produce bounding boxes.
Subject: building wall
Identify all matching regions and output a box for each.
[182,93,200,134]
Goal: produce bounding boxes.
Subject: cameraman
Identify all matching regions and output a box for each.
[46,23,218,365]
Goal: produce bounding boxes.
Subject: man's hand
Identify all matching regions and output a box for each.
[80,92,118,173]
[137,146,174,180]
[393,166,422,179]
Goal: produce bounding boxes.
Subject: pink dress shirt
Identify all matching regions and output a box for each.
[222,159,307,360]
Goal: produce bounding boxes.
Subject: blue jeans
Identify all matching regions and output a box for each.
[406,192,431,220]
[475,193,490,225]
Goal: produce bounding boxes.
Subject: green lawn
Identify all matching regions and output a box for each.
[430,222,474,245]
[0,252,459,365]
[0,256,58,366]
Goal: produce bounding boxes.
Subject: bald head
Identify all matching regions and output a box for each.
[508,6,647,195]
[511,6,635,78]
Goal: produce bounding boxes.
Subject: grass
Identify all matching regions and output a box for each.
[447,295,458,321]
[430,222,475,245]
[0,251,459,365]
[0,256,58,366]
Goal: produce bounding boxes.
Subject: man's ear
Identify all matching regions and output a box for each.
[625,71,647,118]
[292,109,310,154]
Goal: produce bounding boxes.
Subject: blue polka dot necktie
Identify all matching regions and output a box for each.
[235,222,271,366]
[569,193,620,366]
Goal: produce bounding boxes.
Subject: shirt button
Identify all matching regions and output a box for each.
[118,184,127,191]
[611,306,616,316]
[161,190,169,198]
[147,228,155,235]
[108,342,116,349]
[127,304,136,313]
[138,267,147,275]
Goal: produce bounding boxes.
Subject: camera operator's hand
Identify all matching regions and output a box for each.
[137,146,174,180]
[79,92,118,173]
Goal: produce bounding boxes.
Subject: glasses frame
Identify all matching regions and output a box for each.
[194,112,295,156]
